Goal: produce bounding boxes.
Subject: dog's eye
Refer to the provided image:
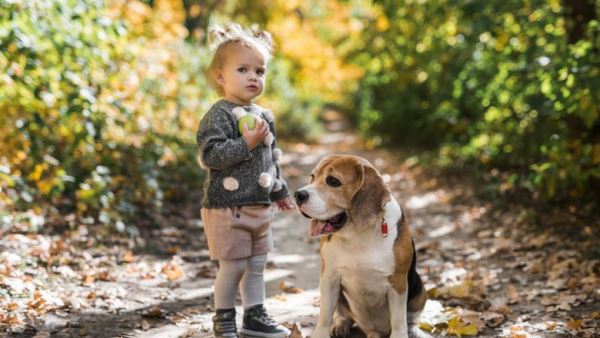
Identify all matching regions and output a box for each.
[326,176,342,187]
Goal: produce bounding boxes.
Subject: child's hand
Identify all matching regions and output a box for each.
[243,118,269,150]
[275,197,295,211]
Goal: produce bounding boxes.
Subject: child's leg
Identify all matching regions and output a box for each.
[212,258,246,338]
[239,254,290,338]
[214,258,246,309]
[240,254,267,308]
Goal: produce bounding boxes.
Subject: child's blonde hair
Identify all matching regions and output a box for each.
[207,24,274,96]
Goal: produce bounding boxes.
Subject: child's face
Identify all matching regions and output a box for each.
[216,45,267,105]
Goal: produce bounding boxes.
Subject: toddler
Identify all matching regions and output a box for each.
[197,24,294,338]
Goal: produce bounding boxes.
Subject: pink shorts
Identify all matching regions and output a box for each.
[201,205,274,260]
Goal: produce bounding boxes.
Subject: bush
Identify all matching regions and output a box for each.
[0,0,207,233]
[351,0,599,204]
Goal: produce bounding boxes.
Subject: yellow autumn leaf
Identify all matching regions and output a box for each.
[429,280,474,299]
[37,180,54,195]
[28,163,47,181]
[0,172,15,187]
[376,16,389,31]
[418,322,435,332]
[446,316,478,337]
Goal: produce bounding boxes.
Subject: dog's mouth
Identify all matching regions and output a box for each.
[307,212,347,237]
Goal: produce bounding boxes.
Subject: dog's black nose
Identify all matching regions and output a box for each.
[294,190,309,205]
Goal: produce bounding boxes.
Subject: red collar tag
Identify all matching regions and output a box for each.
[381,222,388,237]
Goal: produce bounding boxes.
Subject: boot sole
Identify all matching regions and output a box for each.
[240,328,290,338]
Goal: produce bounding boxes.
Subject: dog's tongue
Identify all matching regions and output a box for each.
[309,219,336,237]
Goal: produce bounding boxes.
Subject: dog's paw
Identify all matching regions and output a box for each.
[330,318,352,337]
[390,331,408,338]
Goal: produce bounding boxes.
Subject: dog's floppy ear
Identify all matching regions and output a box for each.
[349,164,390,226]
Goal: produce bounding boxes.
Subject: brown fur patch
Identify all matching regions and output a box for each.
[408,286,427,312]
[319,235,332,274]
[388,215,413,295]
[349,165,390,226]
[309,155,367,213]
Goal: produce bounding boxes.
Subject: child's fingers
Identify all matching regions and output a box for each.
[259,121,269,132]
[258,125,269,138]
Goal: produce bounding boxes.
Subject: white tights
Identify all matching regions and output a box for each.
[213,255,267,310]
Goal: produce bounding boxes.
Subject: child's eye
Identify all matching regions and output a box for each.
[257,69,265,76]
[237,67,247,73]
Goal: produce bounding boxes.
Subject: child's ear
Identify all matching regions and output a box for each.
[215,69,225,85]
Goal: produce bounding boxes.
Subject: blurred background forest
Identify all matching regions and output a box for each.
[1,0,598,237]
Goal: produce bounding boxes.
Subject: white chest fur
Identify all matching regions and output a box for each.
[321,197,403,286]
[319,197,404,332]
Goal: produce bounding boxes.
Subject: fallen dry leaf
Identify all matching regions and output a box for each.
[161,262,184,281]
[97,270,114,282]
[288,323,303,338]
[272,293,289,302]
[82,274,95,285]
[142,306,164,318]
[429,280,476,299]
[481,312,505,328]
[122,251,135,263]
[566,319,582,330]
[418,303,479,337]
[279,280,304,294]
[506,285,521,304]
[446,316,478,336]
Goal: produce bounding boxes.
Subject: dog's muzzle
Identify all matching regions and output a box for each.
[294,190,309,206]
[294,190,313,219]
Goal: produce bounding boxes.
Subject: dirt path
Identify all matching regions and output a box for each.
[140,111,598,338]
[3,112,598,338]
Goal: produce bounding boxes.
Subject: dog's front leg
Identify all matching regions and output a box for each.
[388,283,409,338]
[313,271,341,338]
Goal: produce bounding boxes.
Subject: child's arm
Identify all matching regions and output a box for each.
[197,109,252,170]
[267,119,290,203]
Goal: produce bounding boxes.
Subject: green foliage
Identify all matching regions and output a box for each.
[0,0,205,232]
[352,0,599,203]
[2,0,597,234]
[263,57,323,141]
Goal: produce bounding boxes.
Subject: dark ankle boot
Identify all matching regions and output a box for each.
[213,308,238,338]
[240,304,290,338]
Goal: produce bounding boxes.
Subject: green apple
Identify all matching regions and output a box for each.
[238,115,256,134]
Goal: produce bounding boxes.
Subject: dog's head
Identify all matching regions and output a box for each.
[294,154,390,237]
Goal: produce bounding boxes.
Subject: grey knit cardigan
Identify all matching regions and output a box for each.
[197,99,289,208]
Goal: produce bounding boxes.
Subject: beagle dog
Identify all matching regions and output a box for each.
[294,154,427,338]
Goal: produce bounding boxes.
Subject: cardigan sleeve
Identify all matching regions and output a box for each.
[268,120,289,201]
[197,108,252,170]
